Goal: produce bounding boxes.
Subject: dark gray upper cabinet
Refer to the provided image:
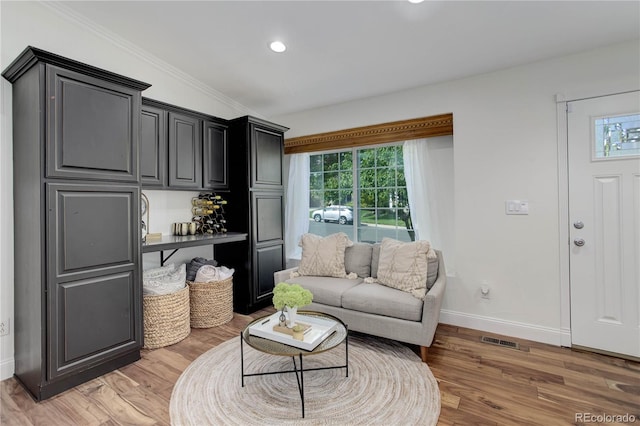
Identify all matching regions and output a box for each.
[141,98,229,191]
[2,46,149,401]
[168,111,202,189]
[203,120,229,190]
[252,125,284,188]
[140,105,167,187]
[47,65,140,182]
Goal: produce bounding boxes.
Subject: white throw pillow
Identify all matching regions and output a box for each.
[376,238,433,299]
[297,232,354,278]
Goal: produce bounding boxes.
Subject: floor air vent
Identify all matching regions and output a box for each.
[481,336,520,349]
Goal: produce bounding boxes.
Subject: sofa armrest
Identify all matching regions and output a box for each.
[274,267,299,284]
[420,250,447,346]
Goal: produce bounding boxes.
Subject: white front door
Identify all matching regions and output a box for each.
[568,91,640,359]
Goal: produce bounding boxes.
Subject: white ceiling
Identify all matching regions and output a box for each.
[58,1,640,117]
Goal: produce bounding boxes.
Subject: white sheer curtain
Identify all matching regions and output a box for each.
[285,153,310,260]
[403,136,455,273]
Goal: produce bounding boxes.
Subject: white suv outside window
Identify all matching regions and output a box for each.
[311,206,353,225]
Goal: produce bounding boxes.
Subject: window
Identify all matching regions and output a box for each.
[309,143,414,243]
[594,114,640,159]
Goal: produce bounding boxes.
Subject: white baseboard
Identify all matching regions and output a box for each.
[0,357,14,381]
[439,309,571,347]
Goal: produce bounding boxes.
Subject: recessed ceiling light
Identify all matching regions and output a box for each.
[408,0,424,3]
[269,41,286,53]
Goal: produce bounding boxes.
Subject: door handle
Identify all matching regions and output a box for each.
[574,221,584,229]
[574,238,585,247]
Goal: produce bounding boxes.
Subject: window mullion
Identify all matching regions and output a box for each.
[351,147,358,242]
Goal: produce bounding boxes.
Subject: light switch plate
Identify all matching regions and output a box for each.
[505,200,529,215]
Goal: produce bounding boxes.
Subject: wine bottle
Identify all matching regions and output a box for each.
[192,206,214,215]
[192,198,213,206]
[202,194,222,201]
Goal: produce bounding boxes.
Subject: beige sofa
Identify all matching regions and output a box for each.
[274,242,446,362]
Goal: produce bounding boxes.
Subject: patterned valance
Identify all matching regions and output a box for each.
[284,113,453,154]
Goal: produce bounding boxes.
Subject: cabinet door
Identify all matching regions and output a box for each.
[252,192,285,304]
[252,192,284,244]
[140,106,166,187]
[46,65,140,182]
[46,183,141,379]
[48,271,139,379]
[254,244,285,303]
[47,183,138,277]
[251,124,283,188]
[168,112,202,189]
[203,120,229,190]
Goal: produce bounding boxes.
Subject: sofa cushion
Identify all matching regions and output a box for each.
[342,283,423,322]
[376,238,432,299]
[344,243,373,278]
[297,232,353,278]
[285,276,363,307]
[371,243,381,278]
[426,255,439,290]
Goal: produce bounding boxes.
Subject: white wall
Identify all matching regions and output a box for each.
[273,39,640,346]
[0,2,253,380]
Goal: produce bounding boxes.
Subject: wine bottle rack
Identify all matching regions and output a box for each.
[191,193,228,235]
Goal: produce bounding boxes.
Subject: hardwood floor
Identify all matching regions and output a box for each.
[2,309,639,425]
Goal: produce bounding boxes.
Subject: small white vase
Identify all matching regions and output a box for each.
[286,306,298,328]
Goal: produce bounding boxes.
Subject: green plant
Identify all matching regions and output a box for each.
[272,282,313,310]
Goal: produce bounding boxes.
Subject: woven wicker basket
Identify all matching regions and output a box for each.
[187,277,234,328]
[143,285,190,349]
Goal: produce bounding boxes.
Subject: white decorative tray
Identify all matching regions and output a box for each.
[248,312,339,351]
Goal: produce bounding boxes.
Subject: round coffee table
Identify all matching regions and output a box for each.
[240,311,348,418]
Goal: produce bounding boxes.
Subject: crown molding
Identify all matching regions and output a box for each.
[40,1,260,118]
[284,113,453,154]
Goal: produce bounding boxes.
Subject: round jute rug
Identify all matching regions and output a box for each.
[170,334,440,425]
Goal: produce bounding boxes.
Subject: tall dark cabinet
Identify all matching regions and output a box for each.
[2,47,150,400]
[217,116,288,314]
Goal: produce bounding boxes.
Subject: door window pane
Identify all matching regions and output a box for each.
[594,114,640,159]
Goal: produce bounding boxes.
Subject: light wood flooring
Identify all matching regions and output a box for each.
[1,309,639,425]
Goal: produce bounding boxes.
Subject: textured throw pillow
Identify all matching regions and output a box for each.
[297,232,354,278]
[376,238,434,299]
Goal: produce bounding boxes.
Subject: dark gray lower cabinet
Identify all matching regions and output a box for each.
[2,47,149,401]
[46,184,141,381]
[41,184,141,397]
